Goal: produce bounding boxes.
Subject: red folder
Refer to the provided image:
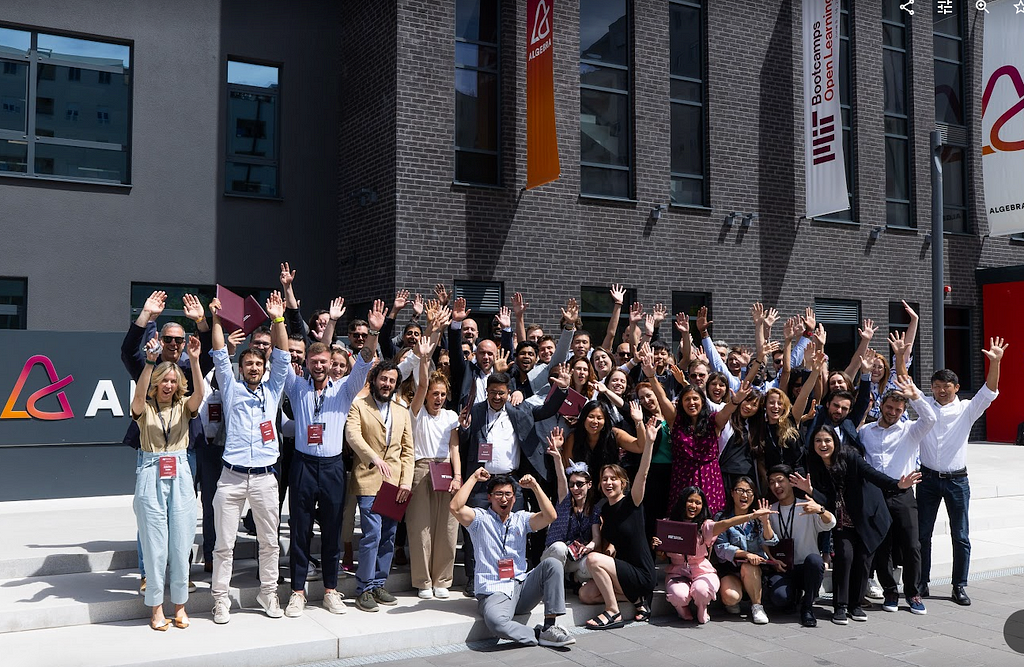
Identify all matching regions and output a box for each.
[216,285,268,336]
[429,461,454,492]
[656,519,698,556]
[371,481,408,521]
[546,385,588,418]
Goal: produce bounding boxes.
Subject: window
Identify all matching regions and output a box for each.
[98,71,111,85]
[933,0,968,233]
[580,285,637,347]
[96,106,109,124]
[887,301,920,384]
[669,0,706,206]
[814,298,860,369]
[580,0,631,198]
[0,26,131,183]
[0,278,27,329]
[883,0,912,227]
[823,0,855,221]
[671,291,710,346]
[226,59,280,197]
[944,306,972,391]
[455,0,500,185]
[454,280,503,339]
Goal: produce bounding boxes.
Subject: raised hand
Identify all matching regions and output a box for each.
[431,306,452,333]
[265,291,285,320]
[186,334,202,361]
[226,328,245,356]
[696,306,712,335]
[644,416,661,445]
[368,299,388,331]
[452,297,470,322]
[494,348,510,373]
[411,293,424,318]
[182,294,204,322]
[144,336,162,363]
[737,346,753,367]
[209,297,222,315]
[732,380,753,405]
[783,316,798,341]
[279,262,295,287]
[561,297,579,324]
[552,362,571,388]
[642,313,656,338]
[800,399,817,423]
[810,347,827,372]
[902,300,919,321]
[788,471,812,494]
[496,305,512,330]
[750,302,765,325]
[813,323,827,348]
[764,340,781,355]
[628,301,644,324]
[637,341,655,377]
[142,291,167,320]
[392,289,410,312]
[610,283,626,305]
[546,426,564,457]
[752,498,776,521]
[416,334,437,359]
[982,336,1008,362]
[424,298,440,324]
[898,471,923,489]
[329,297,346,321]
[859,318,877,341]
[888,330,908,357]
[802,307,816,333]
[434,283,450,306]
[667,363,686,385]
[652,303,668,324]
[629,399,643,424]
[797,499,824,516]
[859,351,874,374]
[893,375,921,401]
[763,307,779,329]
[511,292,528,317]
[518,474,539,491]
[674,312,690,335]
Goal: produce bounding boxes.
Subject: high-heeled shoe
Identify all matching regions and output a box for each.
[173,614,190,629]
[150,618,171,631]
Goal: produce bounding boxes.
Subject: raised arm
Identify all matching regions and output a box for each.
[131,337,160,418]
[715,380,752,432]
[601,284,626,349]
[410,336,437,415]
[185,335,205,414]
[639,343,676,424]
[451,467,489,527]
[793,347,826,419]
[982,336,1007,393]
[630,416,656,506]
[546,427,569,503]
[844,319,876,378]
[361,299,387,364]
[902,300,919,358]
[322,296,346,348]
[511,292,528,347]
[674,311,692,365]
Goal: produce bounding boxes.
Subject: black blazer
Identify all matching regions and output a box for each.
[446,323,514,410]
[807,445,900,553]
[459,387,567,481]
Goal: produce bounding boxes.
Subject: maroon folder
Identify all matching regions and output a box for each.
[655,519,698,556]
[546,385,588,418]
[216,285,268,336]
[371,481,408,521]
[428,461,454,492]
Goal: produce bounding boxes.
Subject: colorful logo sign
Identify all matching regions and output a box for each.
[1,355,75,421]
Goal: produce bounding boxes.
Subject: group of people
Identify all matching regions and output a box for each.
[124,268,1004,647]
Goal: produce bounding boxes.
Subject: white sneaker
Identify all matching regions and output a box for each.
[418,588,433,599]
[285,591,306,618]
[323,590,347,614]
[433,587,450,599]
[751,604,769,625]
[537,624,575,647]
[212,600,230,624]
[257,592,283,618]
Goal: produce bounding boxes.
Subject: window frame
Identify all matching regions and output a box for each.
[814,298,861,370]
[0,277,27,330]
[454,0,501,187]
[943,305,973,392]
[887,300,921,384]
[224,57,282,199]
[883,0,913,229]
[0,24,133,186]
[668,0,707,208]
[670,291,711,347]
[932,0,969,234]
[579,285,638,348]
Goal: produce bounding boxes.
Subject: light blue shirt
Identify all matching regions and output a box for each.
[211,347,289,468]
[467,508,533,597]
[713,515,779,563]
[284,353,372,457]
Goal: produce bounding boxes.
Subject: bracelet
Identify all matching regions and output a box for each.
[146,359,158,365]
[368,329,381,336]
[818,506,825,515]
[195,315,205,323]
[272,316,285,324]
[731,400,743,406]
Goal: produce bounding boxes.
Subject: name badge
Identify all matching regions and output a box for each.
[307,423,324,445]
[497,558,514,580]
[159,456,177,479]
[478,442,493,462]
[208,403,222,423]
[260,420,276,443]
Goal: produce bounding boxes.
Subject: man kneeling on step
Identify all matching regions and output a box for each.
[450,469,575,648]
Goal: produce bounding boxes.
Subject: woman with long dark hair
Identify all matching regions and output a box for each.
[717,389,763,493]
[713,476,778,624]
[797,424,920,625]
[559,400,644,480]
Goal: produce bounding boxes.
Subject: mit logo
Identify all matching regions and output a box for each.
[811,111,837,165]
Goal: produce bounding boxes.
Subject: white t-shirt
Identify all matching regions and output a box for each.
[412,405,460,460]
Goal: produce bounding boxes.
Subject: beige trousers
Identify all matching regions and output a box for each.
[212,468,280,602]
[405,459,459,590]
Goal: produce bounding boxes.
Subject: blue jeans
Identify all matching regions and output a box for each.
[917,472,970,587]
[137,449,196,577]
[356,495,398,594]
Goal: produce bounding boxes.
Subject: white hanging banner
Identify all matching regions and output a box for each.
[802,0,848,219]
[982,0,1024,237]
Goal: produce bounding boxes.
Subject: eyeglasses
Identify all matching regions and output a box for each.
[490,492,515,498]
[569,481,589,489]
[733,488,755,497]
[162,336,184,345]
[250,341,271,348]
[349,332,368,339]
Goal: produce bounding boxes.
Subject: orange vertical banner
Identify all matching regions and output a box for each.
[526,0,559,189]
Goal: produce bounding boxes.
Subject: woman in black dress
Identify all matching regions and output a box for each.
[578,415,657,629]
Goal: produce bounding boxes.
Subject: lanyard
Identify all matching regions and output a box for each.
[312,384,326,421]
[778,502,796,540]
[154,400,177,452]
[501,519,511,558]
[483,407,505,442]
[247,383,266,415]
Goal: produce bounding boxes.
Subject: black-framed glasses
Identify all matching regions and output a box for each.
[250,340,271,348]
[490,491,515,498]
[162,336,184,345]
[569,481,589,489]
[733,488,755,497]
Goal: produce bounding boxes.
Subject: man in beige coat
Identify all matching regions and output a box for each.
[345,358,415,612]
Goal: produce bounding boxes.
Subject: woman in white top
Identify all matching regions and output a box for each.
[406,313,465,599]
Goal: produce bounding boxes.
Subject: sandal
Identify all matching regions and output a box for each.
[586,610,625,629]
[173,614,190,629]
[150,618,171,632]
[634,600,651,623]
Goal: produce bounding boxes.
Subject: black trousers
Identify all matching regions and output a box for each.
[767,553,825,611]
[288,451,346,591]
[644,462,672,543]
[195,443,224,561]
[874,489,921,599]
[833,528,874,609]
[461,482,524,587]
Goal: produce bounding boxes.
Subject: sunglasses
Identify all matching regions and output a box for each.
[162,336,185,345]
[569,481,589,489]
[349,332,368,339]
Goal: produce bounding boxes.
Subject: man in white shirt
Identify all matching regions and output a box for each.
[918,337,1006,607]
[858,377,936,615]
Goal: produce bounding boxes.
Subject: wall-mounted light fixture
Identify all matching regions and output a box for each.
[869,226,883,241]
[650,204,666,221]
[724,211,738,226]
[742,212,758,228]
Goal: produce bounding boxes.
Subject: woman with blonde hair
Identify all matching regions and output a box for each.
[751,387,804,489]
[131,334,204,630]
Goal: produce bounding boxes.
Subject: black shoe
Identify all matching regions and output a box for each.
[952,586,971,606]
[832,606,849,625]
[372,587,397,606]
[801,609,818,627]
[849,606,867,622]
[464,582,475,598]
[919,582,930,597]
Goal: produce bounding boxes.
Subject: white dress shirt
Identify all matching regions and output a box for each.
[919,385,998,472]
[859,396,937,479]
[483,405,518,474]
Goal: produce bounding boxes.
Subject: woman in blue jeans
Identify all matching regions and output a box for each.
[131,335,203,630]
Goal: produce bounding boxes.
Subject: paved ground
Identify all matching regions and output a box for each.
[307,574,1024,667]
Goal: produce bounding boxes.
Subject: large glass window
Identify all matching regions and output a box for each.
[226,60,279,197]
[0,278,27,329]
[933,0,968,233]
[883,0,912,228]
[814,298,860,369]
[671,291,710,346]
[580,0,631,198]
[454,280,503,339]
[669,1,705,206]
[887,301,920,384]
[0,26,130,183]
[455,0,499,185]
[943,306,972,391]
[580,285,637,347]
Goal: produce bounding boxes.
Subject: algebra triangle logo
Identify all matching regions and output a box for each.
[1,355,75,420]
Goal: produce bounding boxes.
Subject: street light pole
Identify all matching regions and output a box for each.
[931,129,945,373]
